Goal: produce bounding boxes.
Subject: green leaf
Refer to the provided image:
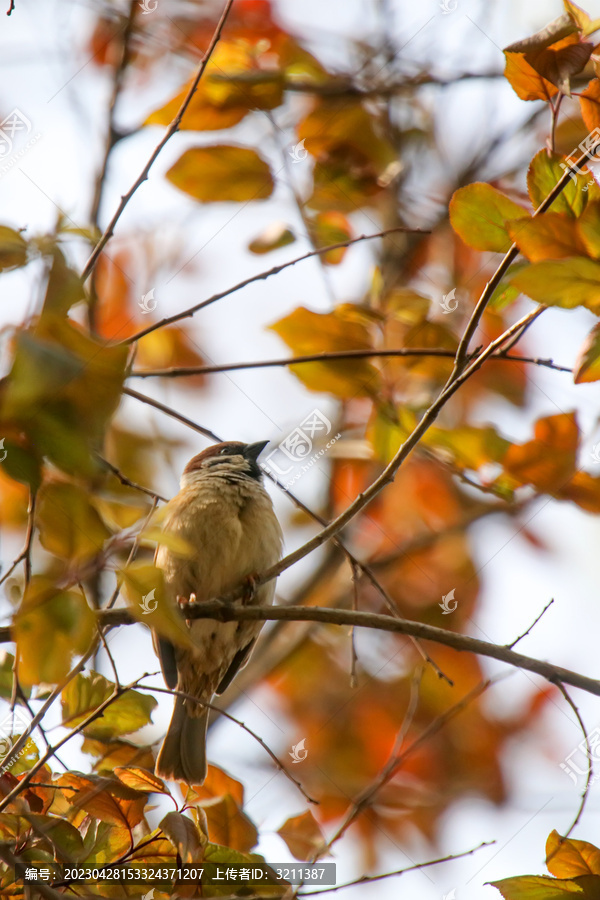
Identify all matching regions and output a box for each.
[166,145,274,203]
[510,257,600,312]
[61,671,157,739]
[248,222,296,255]
[14,578,96,685]
[203,843,289,895]
[527,150,600,217]
[41,247,86,318]
[0,226,28,271]
[449,183,530,252]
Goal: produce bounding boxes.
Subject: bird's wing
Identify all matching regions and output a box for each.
[153,633,179,689]
[216,639,256,694]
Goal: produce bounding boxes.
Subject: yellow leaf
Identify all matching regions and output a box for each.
[166,145,274,203]
[574,322,600,383]
[14,578,96,685]
[269,305,379,397]
[511,257,600,312]
[546,830,600,877]
[36,481,112,564]
[121,562,195,650]
[114,766,168,794]
[507,214,587,261]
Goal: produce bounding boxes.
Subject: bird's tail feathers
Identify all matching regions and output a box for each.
[155,696,208,785]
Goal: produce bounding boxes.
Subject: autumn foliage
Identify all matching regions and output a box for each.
[1,0,600,897]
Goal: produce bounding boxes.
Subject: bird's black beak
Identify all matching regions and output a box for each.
[243,440,269,462]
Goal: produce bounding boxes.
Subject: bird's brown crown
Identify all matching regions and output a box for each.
[183,441,268,481]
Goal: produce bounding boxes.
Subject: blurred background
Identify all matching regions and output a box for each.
[2,0,600,897]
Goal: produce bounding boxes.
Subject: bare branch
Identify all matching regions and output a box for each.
[130,348,572,379]
[96,452,168,503]
[139,682,318,805]
[56,601,600,700]
[299,840,494,895]
[553,682,592,847]
[121,227,430,346]
[321,678,493,853]
[81,0,236,282]
[506,599,555,650]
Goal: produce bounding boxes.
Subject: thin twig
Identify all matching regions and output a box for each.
[140,682,318,805]
[96,452,168,503]
[0,490,37,588]
[81,0,236,282]
[298,841,494,895]
[121,227,430,346]
[506,599,554,650]
[321,678,493,853]
[129,348,573,378]
[449,147,594,379]
[552,682,592,848]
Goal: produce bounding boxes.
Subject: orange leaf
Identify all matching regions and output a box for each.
[503,412,578,492]
[503,51,559,101]
[580,77,600,132]
[546,830,600,877]
[277,810,327,861]
[507,214,587,261]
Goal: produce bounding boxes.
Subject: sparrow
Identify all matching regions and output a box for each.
[153,440,283,784]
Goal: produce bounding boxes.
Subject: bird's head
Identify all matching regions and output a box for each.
[181,440,269,486]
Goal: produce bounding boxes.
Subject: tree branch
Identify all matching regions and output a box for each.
[81,0,236,282]
[40,602,600,700]
[449,146,595,379]
[120,227,430,346]
[129,348,572,379]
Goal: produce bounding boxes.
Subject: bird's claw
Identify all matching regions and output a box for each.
[177,593,197,610]
[242,574,258,605]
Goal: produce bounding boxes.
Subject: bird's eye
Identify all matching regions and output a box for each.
[219,448,229,455]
